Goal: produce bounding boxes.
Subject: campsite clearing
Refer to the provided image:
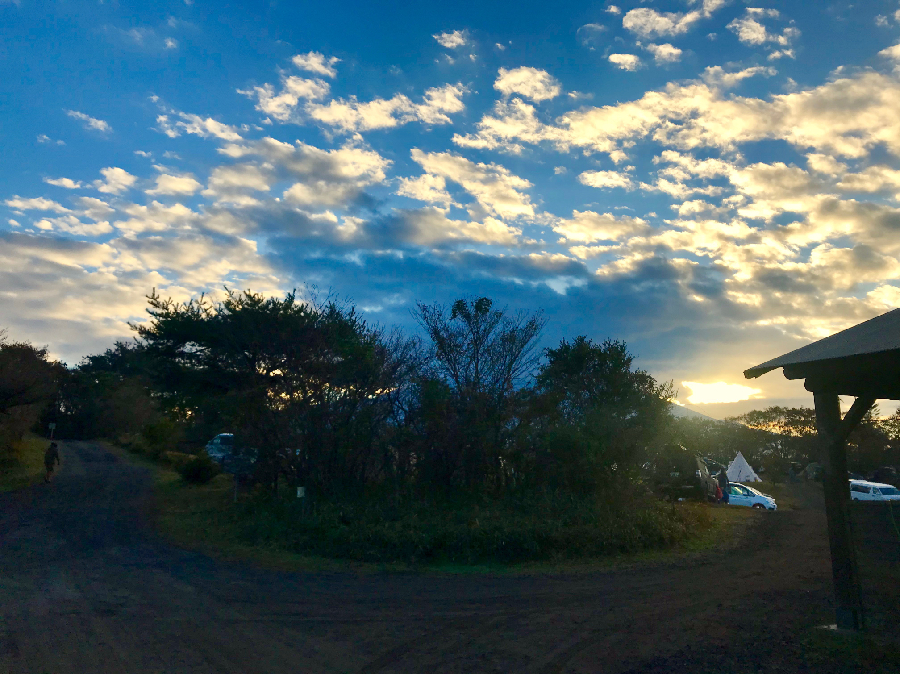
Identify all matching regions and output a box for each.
[2,440,899,672]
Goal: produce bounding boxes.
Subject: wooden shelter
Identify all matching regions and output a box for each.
[745,308,900,631]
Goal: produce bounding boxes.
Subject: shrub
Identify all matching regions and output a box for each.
[163,451,195,471]
[223,486,712,565]
[142,418,183,457]
[179,453,220,484]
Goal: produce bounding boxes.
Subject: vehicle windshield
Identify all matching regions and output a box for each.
[219,435,234,446]
[879,487,899,496]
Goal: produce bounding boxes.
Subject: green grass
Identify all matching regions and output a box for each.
[0,434,54,492]
[148,473,757,574]
[107,444,765,574]
[751,480,802,510]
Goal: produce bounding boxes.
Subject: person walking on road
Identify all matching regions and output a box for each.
[44,442,60,483]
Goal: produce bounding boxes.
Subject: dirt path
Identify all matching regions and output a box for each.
[0,441,854,672]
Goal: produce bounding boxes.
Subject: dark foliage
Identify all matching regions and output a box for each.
[0,330,66,458]
[179,452,220,484]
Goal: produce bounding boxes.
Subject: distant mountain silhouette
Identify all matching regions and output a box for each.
[668,404,720,422]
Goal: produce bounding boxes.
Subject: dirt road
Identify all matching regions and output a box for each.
[0,441,872,672]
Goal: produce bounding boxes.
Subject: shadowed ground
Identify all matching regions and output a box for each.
[1,440,891,672]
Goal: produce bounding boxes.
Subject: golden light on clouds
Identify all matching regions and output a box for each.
[682,381,762,405]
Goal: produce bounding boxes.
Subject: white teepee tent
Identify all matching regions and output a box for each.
[727,451,761,482]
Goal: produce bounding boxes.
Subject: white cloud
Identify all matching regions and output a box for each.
[146,169,203,196]
[806,153,847,176]
[494,67,562,102]
[879,43,900,60]
[44,177,83,189]
[701,65,776,88]
[291,52,340,78]
[307,83,467,133]
[399,207,522,245]
[216,137,390,209]
[4,197,71,213]
[727,9,800,48]
[33,215,113,237]
[554,210,650,243]
[578,170,635,189]
[837,165,900,194]
[157,112,242,141]
[134,150,153,158]
[204,164,272,199]
[434,30,469,49]
[608,54,642,71]
[397,174,455,207]
[93,167,137,194]
[165,38,178,49]
[645,43,683,64]
[453,98,560,153]
[767,49,795,61]
[37,134,65,146]
[0,231,281,362]
[76,196,115,221]
[240,76,330,122]
[112,200,200,234]
[410,149,535,220]
[622,8,703,38]
[65,110,112,133]
[605,5,621,14]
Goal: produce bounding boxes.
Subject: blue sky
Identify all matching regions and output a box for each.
[4,0,900,416]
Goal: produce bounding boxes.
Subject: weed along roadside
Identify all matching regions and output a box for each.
[0,434,58,492]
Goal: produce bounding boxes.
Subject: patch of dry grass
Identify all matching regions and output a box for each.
[0,434,53,492]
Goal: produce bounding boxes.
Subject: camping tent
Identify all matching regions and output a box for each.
[727,452,761,482]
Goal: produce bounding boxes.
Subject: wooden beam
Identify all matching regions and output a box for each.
[836,396,876,444]
[814,392,865,631]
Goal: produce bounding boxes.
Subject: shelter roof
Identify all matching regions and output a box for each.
[744,308,900,380]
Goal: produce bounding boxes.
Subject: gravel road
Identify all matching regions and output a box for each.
[0,441,860,672]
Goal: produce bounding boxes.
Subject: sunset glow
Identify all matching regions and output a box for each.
[682,381,763,405]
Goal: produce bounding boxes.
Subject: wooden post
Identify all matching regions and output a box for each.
[813,392,865,630]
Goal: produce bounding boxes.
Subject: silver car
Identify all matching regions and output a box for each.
[727,482,777,510]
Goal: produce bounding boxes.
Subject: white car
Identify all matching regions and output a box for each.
[727,482,777,510]
[849,480,900,501]
[205,433,234,461]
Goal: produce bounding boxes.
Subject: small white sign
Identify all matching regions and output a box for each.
[297,486,305,499]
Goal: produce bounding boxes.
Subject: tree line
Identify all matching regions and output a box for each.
[3,289,900,493]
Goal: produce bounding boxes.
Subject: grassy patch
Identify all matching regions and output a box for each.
[752,480,802,510]
[0,434,54,492]
[144,470,755,574]
[110,446,765,574]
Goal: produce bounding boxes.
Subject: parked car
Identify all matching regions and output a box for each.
[727,482,777,510]
[205,433,235,461]
[849,480,900,501]
[652,445,719,501]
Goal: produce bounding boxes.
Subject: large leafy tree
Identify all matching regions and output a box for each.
[527,337,674,490]
[133,289,417,492]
